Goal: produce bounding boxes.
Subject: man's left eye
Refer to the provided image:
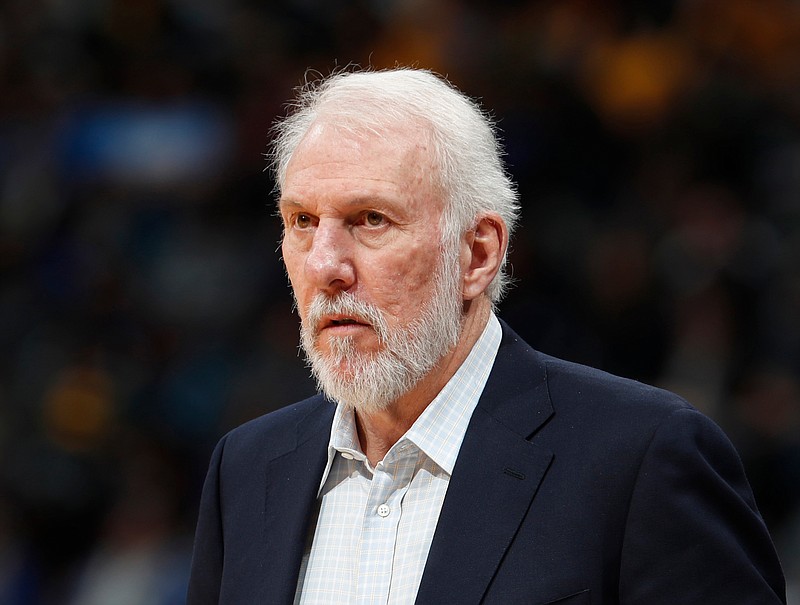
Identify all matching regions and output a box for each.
[365,212,384,226]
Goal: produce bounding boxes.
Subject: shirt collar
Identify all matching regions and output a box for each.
[317,313,502,493]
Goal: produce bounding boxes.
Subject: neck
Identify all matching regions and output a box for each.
[355,299,492,465]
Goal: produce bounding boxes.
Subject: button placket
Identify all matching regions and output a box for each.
[356,461,400,604]
[354,444,420,604]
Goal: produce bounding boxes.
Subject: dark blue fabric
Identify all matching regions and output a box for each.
[187,321,786,604]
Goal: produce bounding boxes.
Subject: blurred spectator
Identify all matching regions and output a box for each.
[67,434,192,605]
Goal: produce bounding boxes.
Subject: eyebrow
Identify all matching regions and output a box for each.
[279,195,404,214]
[278,198,303,211]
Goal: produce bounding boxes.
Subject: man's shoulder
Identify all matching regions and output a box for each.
[233,393,331,432]
[496,323,729,466]
[542,351,690,412]
[220,394,333,459]
[497,319,694,423]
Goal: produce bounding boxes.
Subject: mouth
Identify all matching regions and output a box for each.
[322,315,370,330]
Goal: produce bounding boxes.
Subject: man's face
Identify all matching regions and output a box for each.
[279,123,462,412]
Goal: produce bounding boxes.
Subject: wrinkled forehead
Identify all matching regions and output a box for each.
[285,120,444,200]
[304,117,434,157]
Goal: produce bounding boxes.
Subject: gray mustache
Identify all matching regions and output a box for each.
[304,292,389,342]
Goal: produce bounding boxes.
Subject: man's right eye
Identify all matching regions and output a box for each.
[295,214,312,228]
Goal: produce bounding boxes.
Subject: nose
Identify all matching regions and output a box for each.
[304,220,356,294]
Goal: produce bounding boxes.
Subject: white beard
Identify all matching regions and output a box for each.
[298,248,463,416]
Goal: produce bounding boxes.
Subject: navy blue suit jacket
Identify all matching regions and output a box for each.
[187,321,786,604]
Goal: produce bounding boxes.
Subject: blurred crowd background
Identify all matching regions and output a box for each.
[1,0,799,603]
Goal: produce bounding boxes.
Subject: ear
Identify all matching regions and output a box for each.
[461,213,508,301]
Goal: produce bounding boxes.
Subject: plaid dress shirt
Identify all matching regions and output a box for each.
[294,314,502,605]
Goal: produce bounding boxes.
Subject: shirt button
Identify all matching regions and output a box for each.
[341,452,354,460]
[377,503,391,517]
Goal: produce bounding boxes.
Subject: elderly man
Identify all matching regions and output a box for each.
[187,68,786,604]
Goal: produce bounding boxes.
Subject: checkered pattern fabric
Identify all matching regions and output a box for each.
[294,314,502,605]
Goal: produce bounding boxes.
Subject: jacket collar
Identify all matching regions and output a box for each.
[415,320,555,603]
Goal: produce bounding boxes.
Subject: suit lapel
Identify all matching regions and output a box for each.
[416,322,555,604]
[259,398,334,603]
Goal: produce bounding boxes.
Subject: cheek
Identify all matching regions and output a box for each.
[405,245,442,286]
[282,240,303,278]
[371,252,440,308]
[282,249,308,303]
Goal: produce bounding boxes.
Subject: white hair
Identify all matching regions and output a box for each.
[270,67,520,303]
